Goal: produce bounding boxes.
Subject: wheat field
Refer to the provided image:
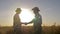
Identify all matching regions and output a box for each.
[0,25,60,34]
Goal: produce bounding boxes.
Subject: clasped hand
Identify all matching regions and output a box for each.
[21,23,29,25]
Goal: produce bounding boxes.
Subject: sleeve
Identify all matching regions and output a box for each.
[39,15,42,24]
[16,15,20,23]
[29,18,35,23]
[14,15,20,23]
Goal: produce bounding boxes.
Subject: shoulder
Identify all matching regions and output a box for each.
[14,14,19,18]
[14,14,18,16]
[39,14,42,17]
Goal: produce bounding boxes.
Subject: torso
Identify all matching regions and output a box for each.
[33,14,42,26]
[13,14,21,29]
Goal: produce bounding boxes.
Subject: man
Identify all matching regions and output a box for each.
[13,8,22,34]
[29,7,42,34]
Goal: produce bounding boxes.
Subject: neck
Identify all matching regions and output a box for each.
[16,13,19,14]
[35,13,39,15]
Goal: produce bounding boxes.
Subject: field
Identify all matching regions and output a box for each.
[0,25,60,34]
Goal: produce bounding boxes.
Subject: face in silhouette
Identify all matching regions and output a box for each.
[33,10,40,14]
[16,8,22,14]
[16,10,21,14]
[32,7,40,14]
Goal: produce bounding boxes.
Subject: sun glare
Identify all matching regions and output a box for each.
[20,8,35,23]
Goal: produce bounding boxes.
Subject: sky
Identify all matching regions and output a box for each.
[0,0,60,26]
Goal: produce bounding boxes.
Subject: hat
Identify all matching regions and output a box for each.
[32,7,40,11]
[15,8,21,12]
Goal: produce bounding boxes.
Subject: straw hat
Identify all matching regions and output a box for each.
[15,8,21,12]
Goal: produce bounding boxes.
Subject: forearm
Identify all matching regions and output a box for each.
[29,21,33,24]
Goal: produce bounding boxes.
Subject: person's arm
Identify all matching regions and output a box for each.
[21,20,33,25]
[21,18,34,25]
[21,22,29,25]
[28,19,34,24]
[40,15,42,24]
[38,14,42,25]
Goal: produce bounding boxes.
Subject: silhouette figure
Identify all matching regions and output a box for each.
[29,7,42,34]
[13,8,22,34]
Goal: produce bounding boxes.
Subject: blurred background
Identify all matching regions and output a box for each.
[0,0,60,34]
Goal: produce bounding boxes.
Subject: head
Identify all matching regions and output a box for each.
[32,7,40,14]
[15,8,22,14]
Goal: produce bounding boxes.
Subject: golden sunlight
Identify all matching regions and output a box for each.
[20,8,35,24]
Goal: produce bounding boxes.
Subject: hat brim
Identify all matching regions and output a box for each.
[32,9,40,11]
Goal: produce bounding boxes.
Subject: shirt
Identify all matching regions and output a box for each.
[32,14,42,27]
[13,14,21,29]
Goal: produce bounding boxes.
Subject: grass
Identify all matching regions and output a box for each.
[0,25,60,34]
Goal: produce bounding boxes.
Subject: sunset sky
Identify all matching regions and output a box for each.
[0,0,60,26]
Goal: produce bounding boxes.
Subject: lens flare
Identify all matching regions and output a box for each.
[19,8,35,23]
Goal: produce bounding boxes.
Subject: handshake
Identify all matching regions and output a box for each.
[21,22,30,25]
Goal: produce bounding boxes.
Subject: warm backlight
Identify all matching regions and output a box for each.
[20,8,35,23]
